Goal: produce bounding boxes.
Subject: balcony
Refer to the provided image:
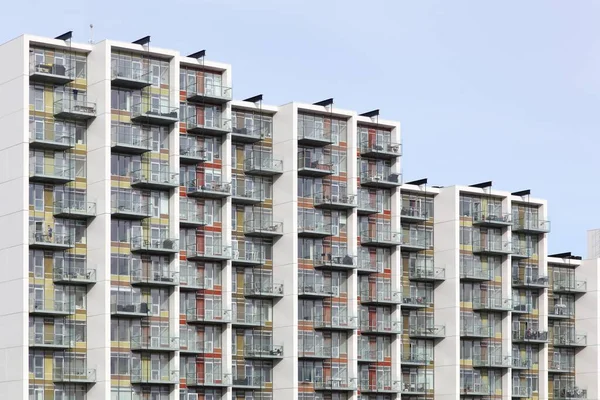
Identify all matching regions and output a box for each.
[549,301,574,319]
[232,250,265,267]
[360,380,402,393]
[244,156,283,176]
[131,104,178,126]
[401,353,431,366]
[131,369,179,385]
[231,126,264,144]
[314,378,357,391]
[30,63,74,85]
[512,386,533,398]
[29,331,71,350]
[244,344,284,360]
[460,324,491,338]
[357,196,379,215]
[187,82,232,105]
[298,345,332,359]
[111,132,152,154]
[553,279,587,294]
[555,387,587,399]
[472,297,512,312]
[512,243,535,259]
[461,384,490,396]
[179,275,207,291]
[131,335,179,352]
[29,298,74,317]
[401,294,432,309]
[180,146,208,164]
[111,64,151,89]
[553,332,587,348]
[186,116,231,136]
[360,140,401,160]
[186,181,231,199]
[314,192,357,210]
[314,316,358,331]
[401,207,428,222]
[29,230,74,251]
[409,263,445,282]
[513,217,551,234]
[179,340,209,354]
[179,209,207,228]
[472,355,511,368]
[512,275,549,289]
[54,99,96,121]
[29,160,75,184]
[471,211,512,227]
[511,358,532,370]
[232,375,263,389]
[358,349,379,363]
[298,284,335,298]
[400,381,429,395]
[297,157,334,177]
[53,367,96,384]
[186,244,232,262]
[231,183,264,205]
[512,301,533,314]
[298,222,332,238]
[53,265,96,285]
[131,169,179,190]
[131,268,179,287]
[360,230,402,247]
[549,360,575,373]
[356,256,379,274]
[460,264,491,281]
[360,320,403,335]
[360,290,402,305]
[401,235,430,252]
[244,219,284,238]
[131,236,178,255]
[472,240,512,255]
[53,200,96,220]
[111,302,151,317]
[111,202,151,220]
[244,282,284,299]
[186,308,232,325]
[185,372,232,388]
[30,128,75,151]
[297,126,333,147]
[314,253,357,271]
[360,171,402,188]
[512,330,548,343]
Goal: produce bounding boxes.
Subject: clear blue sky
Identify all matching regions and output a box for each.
[3,0,598,256]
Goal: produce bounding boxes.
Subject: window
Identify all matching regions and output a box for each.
[29,184,44,211]
[30,86,44,111]
[29,353,44,378]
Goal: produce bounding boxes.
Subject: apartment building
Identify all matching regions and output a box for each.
[0,31,598,400]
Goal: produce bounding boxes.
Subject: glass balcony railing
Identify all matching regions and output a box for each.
[186,244,232,261]
[512,299,533,314]
[53,366,96,383]
[131,103,178,126]
[460,324,491,337]
[553,332,587,347]
[472,296,512,312]
[401,293,432,308]
[231,126,263,143]
[462,384,490,395]
[512,386,533,397]
[232,375,262,388]
[553,279,587,293]
[409,262,445,281]
[360,171,402,187]
[358,349,379,362]
[179,340,209,354]
[401,235,430,251]
[186,180,231,198]
[549,359,575,372]
[231,182,264,203]
[314,192,357,209]
[298,221,332,237]
[401,206,429,221]
[549,300,574,318]
[186,308,232,324]
[400,381,430,394]
[472,355,511,368]
[460,263,491,280]
[314,315,358,330]
[360,140,401,159]
[179,208,206,227]
[53,264,96,284]
[512,358,532,369]
[131,236,178,254]
[244,218,283,237]
[297,126,333,146]
[232,249,265,265]
[28,330,72,348]
[555,387,587,399]
[314,378,357,391]
[29,228,74,249]
[179,274,208,290]
[29,128,75,150]
[244,344,284,358]
[360,289,402,305]
[357,195,378,214]
[186,116,231,135]
[53,200,96,219]
[298,283,335,297]
[180,145,207,163]
[512,243,535,258]
[297,157,334,177]
[360,230,402,246]
[185,372,232,387]
[110,301,151,316]
[360,320,403,334]
[512,330,548,343]
[131,267,179,286]
[131,169,179,189]
[512,274,549,288]
[298,345,332,358]
[314,253,357,270]
[472,240,512,255]
[111,131,152,153]
[130,335,179,351]
[244,282,284,298]
[111,200,151,218]
[111,63,151,88]
[29,160,75,183]
[30,62,74,84]
[244,156,283,175]
[513,218,551,233]
[187,82,232,104]
[54,99,96,120]
[472,210,512,226]
[360,379,402,393]
[357,255,379,273]
[131,368,178,384]
[401,353,431,365]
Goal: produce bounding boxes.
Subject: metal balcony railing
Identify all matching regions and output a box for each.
[408,325,445,338]
[298,345,332,358]
[553,279,587,293]
[314,316,358,330]
[409,263,445,281]
[472,296,512,311]
[131,368,179,384]
[360,289,402,304]
[53,265,96,284]
[54,99,96,119]
[30,62,74,84]
[472,355,511,368]
[244,344,284,358]
[460,263,491,280]
[360,230,402,246]
[244,218,283,236]
[360,140,401,159]
[130,335,179,351]
[512,274,549,288]
[186,308,232,324]
[244,156,283,175]
[472,240,512,254]
[111,131,151,152]
[472,210,512,226]
[186,244,232,261]
[555,387,587,399]
[186,116,232,134]
[131,236,178,253]
[314,377,357,391]
[553,332,587,347]
[314,253,357,269]
[54,200,96,218]
[360,171,402,187]
[111,62,151,88]
[360,320,403,334]
[53,367,96,383]
[30,128,75,149]
[513,218,551,233]
[131,268,179,286]
[244,282,284,297]
[512,330,548,342]
[131,103,178,126]
[313,192,357,209]
[187,82,232,103]
[131,169,179,188]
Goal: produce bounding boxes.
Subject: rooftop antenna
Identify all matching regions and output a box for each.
[89,24,94,44]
